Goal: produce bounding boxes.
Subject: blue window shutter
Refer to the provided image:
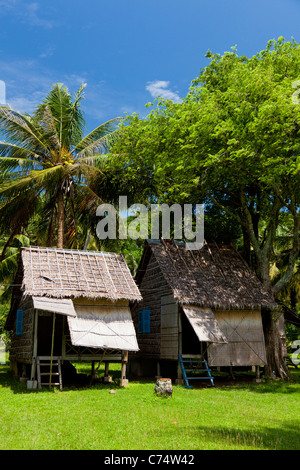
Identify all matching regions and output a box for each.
[143,309,150,333]
[16,310,23,335]
[138,309,151,333]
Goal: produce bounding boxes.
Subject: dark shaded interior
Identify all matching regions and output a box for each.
[181,310,201,355]
[37,313,63,356]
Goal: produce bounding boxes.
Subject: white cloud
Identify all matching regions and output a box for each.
[0,80,6,105]
[8,96,40,114]
[0,59,57,114]
[146,80,181,103]
[0,0,17,12]
[39,45,55,59]
[0,60,147,131]
[0,1,56,29]
[23,2,55,29]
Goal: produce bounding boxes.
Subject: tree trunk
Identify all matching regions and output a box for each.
[242,226,251,267]
[261,308,289,380]
[57,186,64,249]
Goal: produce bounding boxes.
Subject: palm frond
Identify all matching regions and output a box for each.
[0,82,121,251]
[0,250,20,281]
[0,156,44,173]
[67,162,105,181]
[0,165,63,197]
[37,104,62,151]
[76,154,109,172]
[73,118,121,157]
[0,106,50,153]
[0,192,38,244]
[35,83,86,150]
[0,142,43,161]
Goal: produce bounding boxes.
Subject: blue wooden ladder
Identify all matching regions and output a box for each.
[179,354,214,388]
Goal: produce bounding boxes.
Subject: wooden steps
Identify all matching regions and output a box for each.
[36,356,62,390]
[179,354,214,388]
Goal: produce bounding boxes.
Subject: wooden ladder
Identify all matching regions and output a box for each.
[179,354,214,388]
[36,356,62,390]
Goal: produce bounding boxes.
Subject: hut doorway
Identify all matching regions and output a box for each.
[181,310,202,355]
[37,312,63,357]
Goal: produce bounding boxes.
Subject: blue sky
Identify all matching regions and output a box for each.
[0,0,300,132]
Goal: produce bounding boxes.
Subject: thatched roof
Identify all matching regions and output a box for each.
[21,246,142,302]
[136,240,277,309]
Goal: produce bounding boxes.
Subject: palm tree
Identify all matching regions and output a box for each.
[0,83,120,251]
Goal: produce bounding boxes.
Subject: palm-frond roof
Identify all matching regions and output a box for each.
[21,246,142,302]
[136,240,277,309]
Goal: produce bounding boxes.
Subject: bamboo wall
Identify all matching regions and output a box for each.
[160,294,179,360]
[208,308,267,366]
[9,296,35,364]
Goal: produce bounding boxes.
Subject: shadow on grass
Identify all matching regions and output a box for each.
[0,363,126,394]
[153,420,300,450]
[1,362,300,396]
[204,368,300,395]
[197,420,300,450]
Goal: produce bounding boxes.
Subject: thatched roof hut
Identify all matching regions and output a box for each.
[5,246,142,388]
[130,240,277,381]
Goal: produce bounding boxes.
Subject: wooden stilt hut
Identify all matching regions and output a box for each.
[129,240,278,385]
[5,246,142,389]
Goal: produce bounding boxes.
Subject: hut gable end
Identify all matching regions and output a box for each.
[132,251,174,359]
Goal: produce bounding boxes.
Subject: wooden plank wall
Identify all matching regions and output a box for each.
[131,252,174,359]
[9,296,35,364]
[160,294,178,360]
[208,309,267,366]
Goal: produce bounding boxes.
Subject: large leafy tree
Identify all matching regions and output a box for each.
[0,83,120,251]
[110,38,300,378]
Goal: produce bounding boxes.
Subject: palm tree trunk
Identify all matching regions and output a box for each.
[57,186,64,249]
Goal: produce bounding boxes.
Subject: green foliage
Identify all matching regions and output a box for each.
[203,195,242,245]
[0,234,30,341]
[110,37,300,298]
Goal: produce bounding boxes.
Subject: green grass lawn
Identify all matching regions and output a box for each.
[0,362,299,450]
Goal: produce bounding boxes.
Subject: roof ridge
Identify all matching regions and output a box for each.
[22,246,123,258]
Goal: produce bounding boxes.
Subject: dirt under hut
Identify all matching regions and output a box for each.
[5,246,142,389]
[129,239,279,386]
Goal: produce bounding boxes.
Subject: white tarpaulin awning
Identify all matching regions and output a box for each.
[67,303,139,351]
[182,305,228,344]
[32,296,76,317]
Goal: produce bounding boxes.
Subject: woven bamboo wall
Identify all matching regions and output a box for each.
[9,296,34,364]
[160,294,179,360]
[207,308,267,366]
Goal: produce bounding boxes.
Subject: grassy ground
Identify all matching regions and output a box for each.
[0,361,299,450]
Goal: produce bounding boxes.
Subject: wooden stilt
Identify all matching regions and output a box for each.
[103,362,112,383]
[30,309,38,381]
[255,365,261,383]
[49,313,56,390]
[91,361,95,379]
[156,361,161,378]
[120,351,128,386]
